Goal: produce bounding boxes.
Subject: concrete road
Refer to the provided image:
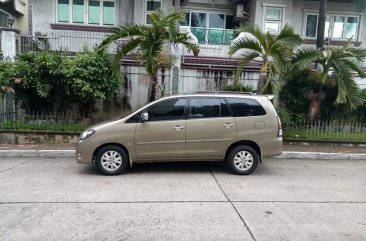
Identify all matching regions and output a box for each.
[0,158,365,241]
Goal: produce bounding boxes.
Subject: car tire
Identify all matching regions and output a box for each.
[226,145,259,175]
[95,145,129,175]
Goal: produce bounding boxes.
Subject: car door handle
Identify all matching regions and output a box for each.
[174,125,185,131]
[224,123,235,128]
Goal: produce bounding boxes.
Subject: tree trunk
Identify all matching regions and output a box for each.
[79,100,96,121]
[316,0,327,50]
[256,62,267,94]
[174,0,180,11]
[308,88,325,122]
[149,74,158,102]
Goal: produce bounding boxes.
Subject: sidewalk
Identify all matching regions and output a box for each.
[0,143,365,159]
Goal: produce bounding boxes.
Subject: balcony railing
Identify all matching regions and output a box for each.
[190,28,234,46]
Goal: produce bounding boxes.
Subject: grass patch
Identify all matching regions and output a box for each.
[284,128,366,141]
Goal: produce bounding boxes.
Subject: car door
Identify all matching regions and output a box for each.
[186,97,236,159]
[135,98,187,161]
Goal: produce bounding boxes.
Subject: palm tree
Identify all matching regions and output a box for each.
[99,11,199,102]
[228,24,303,94]
[291,41,366,121]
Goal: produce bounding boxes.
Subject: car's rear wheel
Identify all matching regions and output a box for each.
[95,145,128,175]
[226,145,259,175]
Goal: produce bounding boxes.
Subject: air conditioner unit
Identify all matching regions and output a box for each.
[236,4,249,18]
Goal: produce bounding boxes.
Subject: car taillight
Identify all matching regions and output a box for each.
[277,116,283,137]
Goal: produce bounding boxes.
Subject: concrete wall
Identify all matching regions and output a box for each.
[98,66,260,114]
[97,65,171,114]
[180,69,258,93]
[0,131,79,144]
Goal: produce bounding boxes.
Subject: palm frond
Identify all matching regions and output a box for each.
[98,24,145,50]
[110,38,142,82]
[234,24,267,50]
[139,30,164,74]
[170,33,200,56]
[333,60,364,108]
[233,51,260,84]
[347,48,366,62]
[261,71,282,94]
[341,58,366,78]
[271,50,289,74]
[275,23,304,47]
[291,47,322,70]
[229,37,262,56]
[111,48,126,83]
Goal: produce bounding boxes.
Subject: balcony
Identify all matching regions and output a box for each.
[180,27,250,59]
[189,27,234,46]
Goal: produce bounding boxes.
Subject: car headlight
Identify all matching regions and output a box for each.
[79,129,95,140]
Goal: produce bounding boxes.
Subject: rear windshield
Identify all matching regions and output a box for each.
[226,97,266,117]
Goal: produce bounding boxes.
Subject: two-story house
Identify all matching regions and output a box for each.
[25,0,366,108]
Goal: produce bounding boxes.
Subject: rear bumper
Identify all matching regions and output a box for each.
[261,137,283,157]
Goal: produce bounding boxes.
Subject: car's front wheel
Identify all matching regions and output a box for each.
[95,145,129,175]
[226,145,259,175]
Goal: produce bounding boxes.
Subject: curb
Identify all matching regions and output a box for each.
[0,150,366,160]
[275,151,366,160]
[0,150,75,158]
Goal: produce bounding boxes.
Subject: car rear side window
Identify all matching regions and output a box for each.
[190,98,232,119]
[226,97,266,117]
[190,98,220,118]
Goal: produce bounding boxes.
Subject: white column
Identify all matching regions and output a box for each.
[1,29,18,62]
[170,43,183,95]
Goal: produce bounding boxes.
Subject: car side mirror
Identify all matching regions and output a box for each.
[141,112,149,122]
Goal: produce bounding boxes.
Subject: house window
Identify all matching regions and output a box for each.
[264,7,283,33]
[180,11,234,45]
[305,14,318,38]
[305,13,359,40]
[57,0,115,26]
[72,0,84,23]
[0,10,9,27]
[58,0,70,22]
[145,0,161,24]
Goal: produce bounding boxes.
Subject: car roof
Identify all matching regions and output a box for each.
[159,92,274,100]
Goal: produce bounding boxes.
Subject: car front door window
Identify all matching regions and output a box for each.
[147,98,186,122]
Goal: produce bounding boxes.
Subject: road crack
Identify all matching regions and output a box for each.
[209,168,257,241]
[0,162,26,174]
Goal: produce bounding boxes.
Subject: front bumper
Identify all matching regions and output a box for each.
[75,140,94,164]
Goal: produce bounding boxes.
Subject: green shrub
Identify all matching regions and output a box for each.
[275,107,292,127]
[0,48,120,118]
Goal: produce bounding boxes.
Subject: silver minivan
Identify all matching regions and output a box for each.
[76,93,283,175]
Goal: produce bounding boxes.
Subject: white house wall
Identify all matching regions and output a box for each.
[32,0,54,32]
[180,69,259,94]
[32,0,134,33]
[119,66,170,110]
[291,0,366,48]
[254,0,293,30]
